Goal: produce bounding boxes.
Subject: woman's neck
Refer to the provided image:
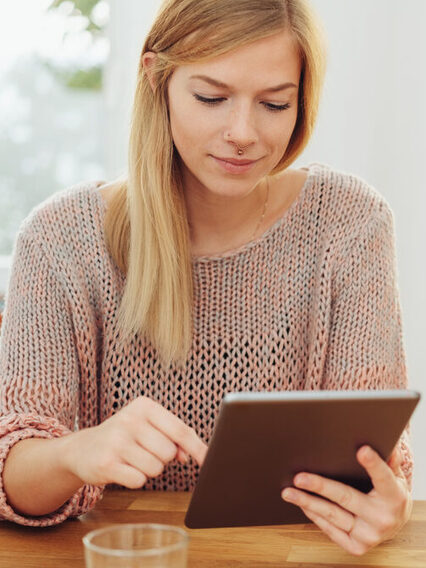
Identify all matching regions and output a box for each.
[185,168,307,256]
[184,178,268,256]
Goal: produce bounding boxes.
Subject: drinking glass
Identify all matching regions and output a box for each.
[83,523,189,567]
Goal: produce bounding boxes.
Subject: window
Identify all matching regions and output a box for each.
[0,0,110,301]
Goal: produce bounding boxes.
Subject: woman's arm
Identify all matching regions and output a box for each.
[322,197,413,487]
[0,226,104,526]
[3,396,208,518]
[283,197,414,556]
[2,435,83,517]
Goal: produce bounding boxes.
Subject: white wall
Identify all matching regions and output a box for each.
[105,0,426,497]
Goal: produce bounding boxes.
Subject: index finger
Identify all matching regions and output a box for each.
[357,445,399,498]
[145,398,208,466]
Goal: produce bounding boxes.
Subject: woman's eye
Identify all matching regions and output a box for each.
[193,94,291,112]
[194,94,225,106]
[263,102,291,112]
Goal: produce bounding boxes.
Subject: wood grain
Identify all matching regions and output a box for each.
[0,490,424,567]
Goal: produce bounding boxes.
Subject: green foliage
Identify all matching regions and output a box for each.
[48,0,101,21]
[46,0,107,91]
[42,61,103,90]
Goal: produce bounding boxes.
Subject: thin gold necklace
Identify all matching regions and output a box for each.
[190,177,270,256]
[250,177,270,241]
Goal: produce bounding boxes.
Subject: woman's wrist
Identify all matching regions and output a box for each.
[54,431,85,488]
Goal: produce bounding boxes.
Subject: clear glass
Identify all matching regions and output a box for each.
[83,523,189,567]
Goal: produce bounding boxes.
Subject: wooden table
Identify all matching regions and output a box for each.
[0,490,425,567]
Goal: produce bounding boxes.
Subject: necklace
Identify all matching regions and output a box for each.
[249,177,269,241]
[190,177,270,256]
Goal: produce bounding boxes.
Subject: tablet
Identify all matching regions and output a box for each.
[184,389,421,529]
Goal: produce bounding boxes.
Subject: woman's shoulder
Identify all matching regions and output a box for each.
[16,180,106,251]
[306,163,397,270]
[312,162,390,207]
[308,162,394,231]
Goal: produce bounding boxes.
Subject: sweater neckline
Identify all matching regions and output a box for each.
[92,162,318,264]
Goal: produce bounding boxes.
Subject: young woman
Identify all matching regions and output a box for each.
[0,0,412,556]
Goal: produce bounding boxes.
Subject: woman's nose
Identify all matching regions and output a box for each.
[225,103,258,149]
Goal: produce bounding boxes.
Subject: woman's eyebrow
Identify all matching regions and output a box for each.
[189,74,298,93]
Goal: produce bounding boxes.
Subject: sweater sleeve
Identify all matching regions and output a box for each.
[0,226,104,526]
[322,199,414,491]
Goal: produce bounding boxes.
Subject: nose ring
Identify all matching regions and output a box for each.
[226,133,250,155]
[235,142,250,156]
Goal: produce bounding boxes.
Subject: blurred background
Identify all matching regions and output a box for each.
[0,0,425,497]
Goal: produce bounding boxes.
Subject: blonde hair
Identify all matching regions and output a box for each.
[104,0,327,368]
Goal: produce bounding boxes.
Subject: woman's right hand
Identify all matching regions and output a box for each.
[61,396,208,489]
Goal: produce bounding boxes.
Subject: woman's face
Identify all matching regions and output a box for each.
[166,30,302,199]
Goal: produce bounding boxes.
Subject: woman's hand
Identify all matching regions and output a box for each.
[281,445,412,556]
[60,396,208,489]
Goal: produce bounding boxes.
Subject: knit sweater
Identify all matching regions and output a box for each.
[0,162,413,527]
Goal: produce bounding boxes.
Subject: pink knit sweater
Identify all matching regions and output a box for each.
[0,162,413,527]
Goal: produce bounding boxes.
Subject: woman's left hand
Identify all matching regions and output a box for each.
[281,445,412,556]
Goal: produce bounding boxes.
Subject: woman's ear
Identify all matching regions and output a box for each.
[142,51,157,92]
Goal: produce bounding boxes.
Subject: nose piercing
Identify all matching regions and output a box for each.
[236,143,250,155]
[226,133,250,155]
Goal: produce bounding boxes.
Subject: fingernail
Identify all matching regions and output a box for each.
[363,446,373,458]
[282,489,294,500]
[295,474,308,486]
[178,451,189,463]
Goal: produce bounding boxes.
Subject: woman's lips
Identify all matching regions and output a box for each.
[210,155,259,174]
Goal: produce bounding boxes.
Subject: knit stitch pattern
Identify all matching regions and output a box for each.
[0,162,413,526]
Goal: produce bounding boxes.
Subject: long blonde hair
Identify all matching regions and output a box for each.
[104,0,327,368]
